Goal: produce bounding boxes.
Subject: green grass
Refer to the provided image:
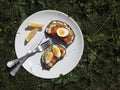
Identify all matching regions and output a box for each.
[0,0,120,90]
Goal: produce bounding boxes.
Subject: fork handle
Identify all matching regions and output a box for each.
[7,54,27,68]
[7,58,20,68]
[10,51,37,76]
[7,51,37,68]
[10,55,28,76]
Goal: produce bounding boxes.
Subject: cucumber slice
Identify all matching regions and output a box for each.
[66,29,75,45]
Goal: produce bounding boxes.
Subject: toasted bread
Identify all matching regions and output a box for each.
[45,20,75,46]
[41,44,66,70]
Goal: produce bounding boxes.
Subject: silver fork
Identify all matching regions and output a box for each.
[8,39,52,76]
[7,37,43,68]
[7,35,44,68]
[7,39,52,68]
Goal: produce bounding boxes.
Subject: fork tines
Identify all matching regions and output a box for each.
[41,39,52,50]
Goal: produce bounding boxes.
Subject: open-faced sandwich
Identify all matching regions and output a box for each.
[42,44,66,70]
[45,20,75,46]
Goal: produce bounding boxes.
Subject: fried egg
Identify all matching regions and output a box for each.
[56,28,69,37]
[45,52,53,64]
[52,45,61,58]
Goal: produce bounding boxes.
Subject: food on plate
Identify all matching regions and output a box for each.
[42,44,66,69]
[45,20,75,46]
[25,22,44,43]
[25,29,38,42]
[27,22,44,29]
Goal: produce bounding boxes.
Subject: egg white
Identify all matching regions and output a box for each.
[52,45,61,58]
[45,52,53,64]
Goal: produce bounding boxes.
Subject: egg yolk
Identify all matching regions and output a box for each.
[59,29,65,35]
[53,47,59,55]
[47,52,53,60]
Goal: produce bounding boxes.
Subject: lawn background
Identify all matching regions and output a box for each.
[0,0,120,90]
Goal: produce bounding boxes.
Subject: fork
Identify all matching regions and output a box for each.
[7,37,42,68]
[7,39,52,68]
[8,39,52,76]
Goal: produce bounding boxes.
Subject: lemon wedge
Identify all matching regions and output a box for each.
[27,22,44,29]
[25,29,38,42]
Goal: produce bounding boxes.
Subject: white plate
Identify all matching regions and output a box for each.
[15,10,84,79]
